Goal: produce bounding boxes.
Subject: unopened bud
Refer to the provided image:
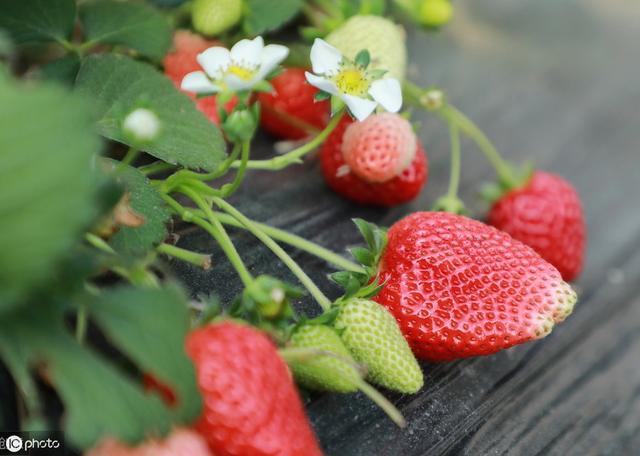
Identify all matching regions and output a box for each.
[123,108,161,142]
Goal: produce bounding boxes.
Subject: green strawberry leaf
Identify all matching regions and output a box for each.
[75,54,227,171]
[243,0,303,35]
[0,0,76,44]
[80,0,172,61]
[0,77,102,312]
[0,284,200,449]
[34,54,81,85]
[104,160,170,257]
[90,284,201,425]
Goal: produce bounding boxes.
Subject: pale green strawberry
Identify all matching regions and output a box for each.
[192,0,243,37]
[419,0,454,28]
[289,324,361,392]
[334,298,423,393]
[326,15,407,80]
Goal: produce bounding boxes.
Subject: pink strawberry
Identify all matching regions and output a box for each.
[186,322,323,456]
[373,212,577,362]
[163,30,236,125]
[320,116,428,206]
[488,171,586,281]
[342,113,417,183]
[85,428,212,456]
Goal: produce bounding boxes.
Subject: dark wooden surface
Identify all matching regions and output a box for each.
[171,1,640,455]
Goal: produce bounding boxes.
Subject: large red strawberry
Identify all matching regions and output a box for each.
[373,212,577,362]
[85,428,212,456]
[163,30,235,125]
[320,115,428,207]
[186,322,323,456]
[488,171,586,281]
[258,68,330,140]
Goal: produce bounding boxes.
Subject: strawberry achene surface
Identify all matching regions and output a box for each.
[186,322,322,456]
[321,117,428,207]
[258,68,330,140]
[375,212,577,361]
[488,171,586,281]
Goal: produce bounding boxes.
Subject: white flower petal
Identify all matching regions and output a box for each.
[310,38,342,75]
[181,71,221,94]
[230,36,264,67]
[223,73,255,91]
[341,94,378,121]
[305,72,339,96]
[255,44,289,80]
[197,47,231,79]
[369,78,403,113]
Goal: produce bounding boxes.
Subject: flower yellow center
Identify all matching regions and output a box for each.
[333,69,370,96]
[227,65,255,81]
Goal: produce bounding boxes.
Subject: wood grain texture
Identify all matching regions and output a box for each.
[172,1,640,454]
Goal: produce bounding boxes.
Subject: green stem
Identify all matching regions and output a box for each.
[139,161,176,176]
[236,110,345,170]
[356,379,406,428]
[85,233,115,255]
[439,104,516,187]
[164,192,253,287]
[190,209,364,273]
[220,141,250,197]
[118,147,140,169]
[211,197,332,311]
[446,122,461,200]
[75,304,88,343]
[157,243,212,269]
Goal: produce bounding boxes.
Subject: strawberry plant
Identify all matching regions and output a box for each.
[0,0,585,454]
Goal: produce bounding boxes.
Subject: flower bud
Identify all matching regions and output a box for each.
[122,108,161,143]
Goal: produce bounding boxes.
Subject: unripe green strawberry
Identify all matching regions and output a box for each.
[419,0,454,28]
[334,298,423,393]
[192,0,243,37]
[289,324,361,393]
[326,15,407,80]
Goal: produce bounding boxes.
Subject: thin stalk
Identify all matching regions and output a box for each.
[139,161,176,176]
[212,197,332,311]
[439,105,516,187]
[164,191,253,287]
[157,243,212,270]
[446,122,461,200]
[190,209,364,273]
[220,141,250,197]
[356,380,406,428]
[235,110,345,170]
[75,304,88,343]
[118,147,140,169]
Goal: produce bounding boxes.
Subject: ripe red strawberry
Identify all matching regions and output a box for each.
[488,171,586,281]
[257,68,330,140]
[186,322,322,456]
[320,116,428,206]
[374,212,578,362]
[163,30,235,125]
[85,428,212,456]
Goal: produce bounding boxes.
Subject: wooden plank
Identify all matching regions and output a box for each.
[173,1,640,454]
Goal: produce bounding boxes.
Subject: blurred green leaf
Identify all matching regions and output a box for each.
[104,160,170,256]
[0,0,76,44]
[90,284,201,424]
[0,77,102,312]
[80,1,171,60]
[0,284,199,449]
[243,0,303,35]
[75,54,227,171]
[34,54,80,85]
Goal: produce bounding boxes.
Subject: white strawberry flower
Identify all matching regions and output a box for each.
[181,36,289,94]
[305,38,402,121]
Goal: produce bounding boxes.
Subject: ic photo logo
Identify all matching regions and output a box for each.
[0,432,64,455]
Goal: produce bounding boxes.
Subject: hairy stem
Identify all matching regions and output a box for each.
[157,243,212,269]
[235,110,345,170]
[212,197,332,311]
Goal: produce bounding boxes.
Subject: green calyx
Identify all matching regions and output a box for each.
[330,218,387,301]
[334,298,423,394]
[288,324,362,393]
